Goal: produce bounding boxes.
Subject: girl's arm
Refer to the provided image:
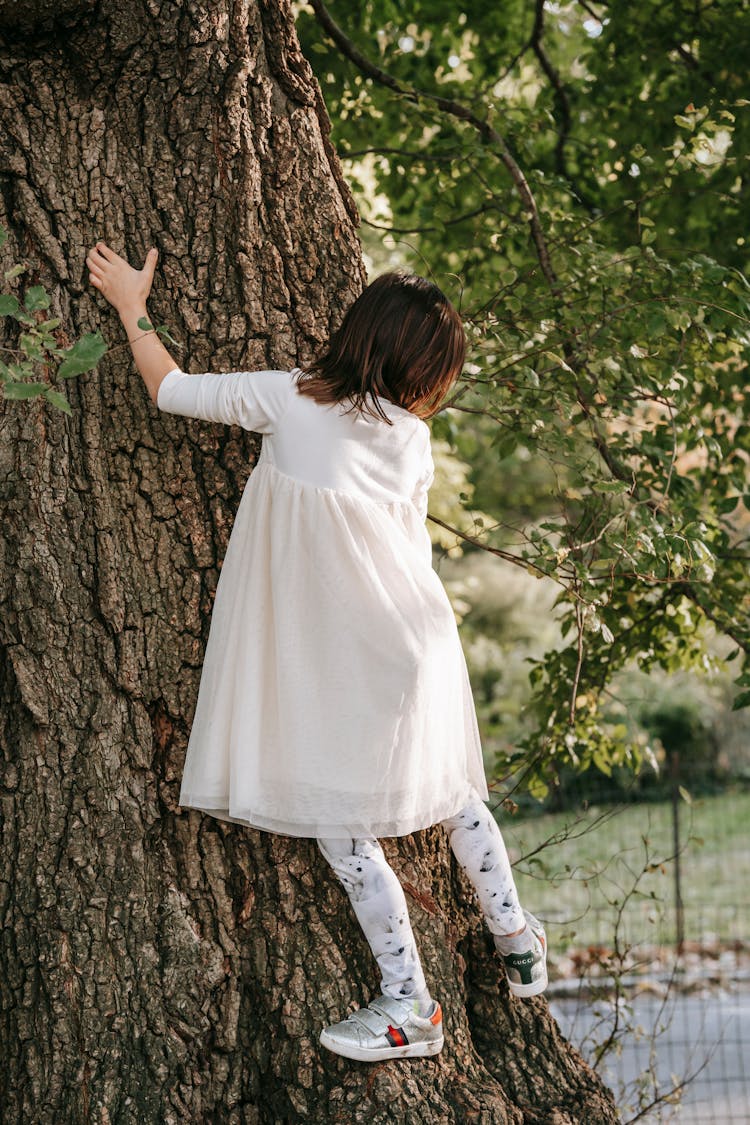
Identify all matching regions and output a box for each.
[86,241,176,404]
[87,240,294,433]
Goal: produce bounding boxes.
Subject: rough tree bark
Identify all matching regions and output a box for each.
[0,1,620,1121]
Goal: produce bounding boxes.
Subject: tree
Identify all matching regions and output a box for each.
[0,0,618,1120]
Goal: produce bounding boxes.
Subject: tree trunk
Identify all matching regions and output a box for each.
[0,2,619,1121]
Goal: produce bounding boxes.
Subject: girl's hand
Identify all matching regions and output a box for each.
[86,241,158,316]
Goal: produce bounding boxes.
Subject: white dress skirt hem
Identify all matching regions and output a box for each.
[177,781,489,839]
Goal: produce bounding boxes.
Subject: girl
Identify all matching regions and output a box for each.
[86,241,547,1064]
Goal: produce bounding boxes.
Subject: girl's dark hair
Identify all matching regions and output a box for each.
[295,271,466,424]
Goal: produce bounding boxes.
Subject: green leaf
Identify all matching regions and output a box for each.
[3,381,48,399]
[137,317,154,332]
[731,690,750,712]
[592,750,612,776]
[19,333,42,358]
[57,331,107,379]
[155,325,179,346]
[0,293,19,316]
[24,286,50,312]
[4,264,25,280]
[592,479,630,494]
[42,387,72,414]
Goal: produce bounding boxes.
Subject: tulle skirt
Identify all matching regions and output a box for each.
[177,451,489,838]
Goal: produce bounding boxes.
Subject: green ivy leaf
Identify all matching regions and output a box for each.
[3,381,48,399]
[57,331,108,379]
[0,293,19,316]
[42,388,72,414]
[19,333,42,359]
[24,286,50,312]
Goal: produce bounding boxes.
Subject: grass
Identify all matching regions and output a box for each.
[490,787,750,951]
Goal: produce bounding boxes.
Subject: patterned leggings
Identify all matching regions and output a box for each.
[316,786,524,1002]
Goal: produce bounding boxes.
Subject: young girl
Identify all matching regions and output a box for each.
[86,242,547,1063]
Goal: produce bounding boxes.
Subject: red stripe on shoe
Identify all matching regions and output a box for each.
[386,1024,408,1047]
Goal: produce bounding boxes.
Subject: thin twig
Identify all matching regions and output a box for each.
[309,0,559,292]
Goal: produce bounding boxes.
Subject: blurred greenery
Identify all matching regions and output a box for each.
[299,0,750,801]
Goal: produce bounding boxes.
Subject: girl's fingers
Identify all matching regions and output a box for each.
[89,273,101,287]
[142,247,158,286]
[98,241,129,269]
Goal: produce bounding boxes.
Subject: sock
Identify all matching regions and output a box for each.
[408,988,436,1018]
[494,923,534,956]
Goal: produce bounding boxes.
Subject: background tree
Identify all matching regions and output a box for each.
[0,0,618,1120]
[298,0,750,801]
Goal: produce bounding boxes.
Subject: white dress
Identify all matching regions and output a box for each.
[157,366,490,839]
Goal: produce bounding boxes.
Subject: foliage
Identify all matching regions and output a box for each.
[0,225,107,413]
[298,0,750,800]
[0,232,178,412]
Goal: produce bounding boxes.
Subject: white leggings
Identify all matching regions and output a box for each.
[316,786,524,1002]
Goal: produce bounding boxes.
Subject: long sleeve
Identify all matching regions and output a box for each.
[411,434,435,523]
[156,367,295,434]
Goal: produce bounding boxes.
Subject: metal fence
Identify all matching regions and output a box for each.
[495,780,750,1123]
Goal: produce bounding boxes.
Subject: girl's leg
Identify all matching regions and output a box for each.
[316,835,435,1014]
[440,786,548,997]
[440,788,526,940]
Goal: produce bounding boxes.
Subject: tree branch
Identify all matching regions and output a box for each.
[362,201,512,235]
[426,512,550,576]
[531,0,572,178]
[308,0,559,292]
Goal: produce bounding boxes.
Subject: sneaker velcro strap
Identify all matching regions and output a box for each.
[367,997,413,1023]
[346,1007,389,1035]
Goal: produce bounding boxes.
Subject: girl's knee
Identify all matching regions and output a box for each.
[440,805,484,835]
[316,835,355,867]
[317,835,386,898]
[441,787,488,827]
[316,835,382,863]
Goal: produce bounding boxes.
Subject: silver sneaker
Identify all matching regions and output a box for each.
[496,909,548,998]
[319,994,444,1062]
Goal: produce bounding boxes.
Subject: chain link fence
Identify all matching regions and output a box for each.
[494,780,750,1122]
